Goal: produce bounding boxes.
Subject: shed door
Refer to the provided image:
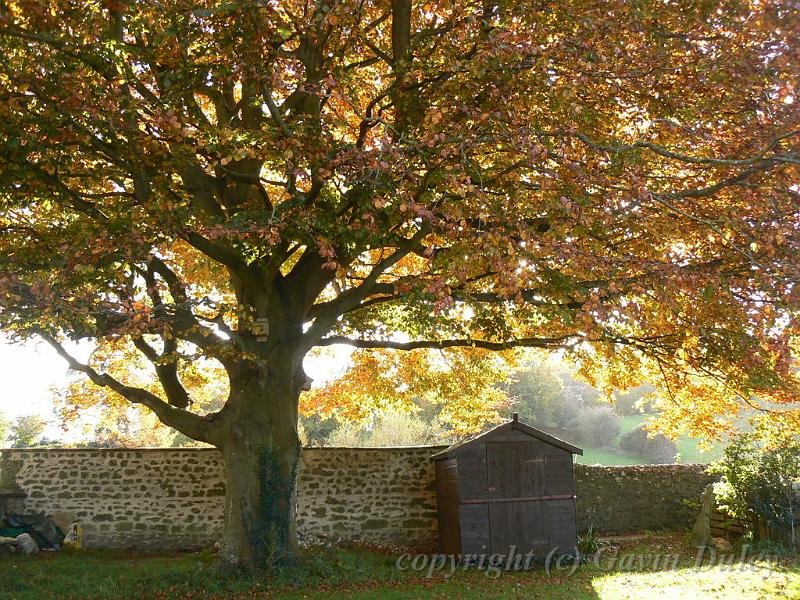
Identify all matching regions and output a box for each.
[487,440,544,498]
[485,441,576,558]
[486,441,549,556]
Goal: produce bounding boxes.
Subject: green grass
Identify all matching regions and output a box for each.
[575,414,726,466]
[618,415,645,436]
[1,534,797,599]
[577,446,648,466]
[674,435,724,464]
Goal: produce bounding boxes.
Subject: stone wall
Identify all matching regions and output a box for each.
[574,464,717,534]
[0,447,715,550]
[0,448,227,550]
[296,446,444,547]
[0,447,445,550]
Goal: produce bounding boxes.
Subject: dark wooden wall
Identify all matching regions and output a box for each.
[434,458,461,554]
[437,428,578,558]
[456,443,490,554]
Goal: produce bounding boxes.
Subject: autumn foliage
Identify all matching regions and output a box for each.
[0,0,798,568]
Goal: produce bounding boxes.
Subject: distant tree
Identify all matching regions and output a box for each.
[552,386,599,430]
[323,422,364,447]
[0,412,9,446]
[326,409,439,447]
[90,408,177,448]
[575,406,621,447]
[8,414,47,448]
[299,414,339,447]
[411,396,447,427]
[505,361,610,431]
[559,376,601,410]
[615,385,656,416]
[505,362,565,427]
[620,426,678,463]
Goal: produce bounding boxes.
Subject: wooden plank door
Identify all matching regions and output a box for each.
[542,448,578,554]
[489,499,549,558]
[543,498,578,554]
[486,441,549,557]
[456,444,490,555]
[487,440,544,498]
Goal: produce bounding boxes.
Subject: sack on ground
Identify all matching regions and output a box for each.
[15,532,40,554]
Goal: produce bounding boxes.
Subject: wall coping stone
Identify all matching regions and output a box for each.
[0,445,449,452]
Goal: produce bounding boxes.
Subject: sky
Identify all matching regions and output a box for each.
[0,337,79,420]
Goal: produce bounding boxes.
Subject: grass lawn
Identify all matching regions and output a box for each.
[576,446,647,466]
[575,414,725,466]
[617,415,645,436]
[1,534,797,599]
[674,435,724,464]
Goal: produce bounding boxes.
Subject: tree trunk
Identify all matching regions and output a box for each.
[214,358,303,573]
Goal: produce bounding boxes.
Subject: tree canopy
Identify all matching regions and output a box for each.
[0,0,798,570]
[7,413,47,447]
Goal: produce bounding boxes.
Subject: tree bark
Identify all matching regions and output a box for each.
[213,354,304,573]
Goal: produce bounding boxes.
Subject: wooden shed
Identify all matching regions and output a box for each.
[432,414,582,559]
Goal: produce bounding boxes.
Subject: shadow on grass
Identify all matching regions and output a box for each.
[0,544,411,600]
[0,534,796,600]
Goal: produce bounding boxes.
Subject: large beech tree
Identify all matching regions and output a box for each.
[1,0,798,571]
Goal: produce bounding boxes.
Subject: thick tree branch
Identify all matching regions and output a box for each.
[131,336,192,410]
[574,130,799,167]
[330,225,429,311]
[304,224,430,343]
[317,335,576,351]
[390,0,413,137]
[42,334,212,442]
[183,232,263,292]
[135,257,238,369]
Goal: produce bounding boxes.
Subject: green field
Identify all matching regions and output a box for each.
[577,446,648,466]
[1,534,796,600]
[574,414,724,466]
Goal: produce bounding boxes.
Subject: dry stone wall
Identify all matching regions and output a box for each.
[0,447,445,550]
[0,449,227,550]
[574,464,718,534]
[0,447,716,550]
[296,446,443,547]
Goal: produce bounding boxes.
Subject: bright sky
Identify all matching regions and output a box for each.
[0,337,76,420]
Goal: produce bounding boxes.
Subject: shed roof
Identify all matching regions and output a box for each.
[431,414,583,459]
